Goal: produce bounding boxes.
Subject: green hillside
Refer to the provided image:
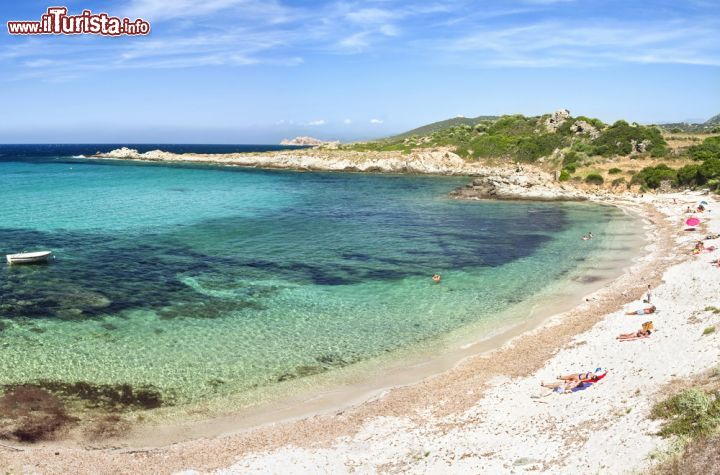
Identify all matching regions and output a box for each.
[387,115,499,140]
[706,114,720,125]
[656,113,720,133]
[342,112,669,164]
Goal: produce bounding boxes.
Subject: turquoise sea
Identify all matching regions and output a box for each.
[0,145,639,411]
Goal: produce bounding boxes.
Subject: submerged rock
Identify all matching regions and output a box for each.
[0,386,78,442]
[2,380,169,410]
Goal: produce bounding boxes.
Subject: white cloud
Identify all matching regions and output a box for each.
[337,32,372,51]
[370,119,384,124]
[307,119,326,126]
[346,8,398,25]
[343,118,352,124]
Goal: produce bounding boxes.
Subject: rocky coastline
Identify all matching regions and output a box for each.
[93,147,594,201]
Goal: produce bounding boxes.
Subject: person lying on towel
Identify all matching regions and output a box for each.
[617,321,653,341]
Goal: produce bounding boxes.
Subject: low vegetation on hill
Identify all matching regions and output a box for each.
[341,111,669,163]
[631,136,720,191]
[386,115,499,141]
[649,367,720,474]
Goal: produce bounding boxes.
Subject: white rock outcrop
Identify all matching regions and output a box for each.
[570,120,601,139]
[545,109,571,132]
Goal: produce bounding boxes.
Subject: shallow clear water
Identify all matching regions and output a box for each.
[0,146,634,406]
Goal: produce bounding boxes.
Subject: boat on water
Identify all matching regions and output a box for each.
[6,251,53,265]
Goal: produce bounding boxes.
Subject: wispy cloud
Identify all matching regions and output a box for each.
[306,119,327,126]
[441,17,720,67]
[370,118,384,124]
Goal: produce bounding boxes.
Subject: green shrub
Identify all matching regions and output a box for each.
[704,326,716,335]
[514,133,565,162]
[651,145,670,158]
[585,173,604,185]
[651,388,720,438]
[559,170,570,181]
[689,136,720,161]
[677,164,702,187]
[700,158,720,182]
[574,115,606,130]
[631,164,677,189]
[608,168,622,174]
[611,177,626,187]
[564,164,577,173]
[590,120,667,157]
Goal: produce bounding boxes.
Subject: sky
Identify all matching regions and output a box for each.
[0,0,719,143]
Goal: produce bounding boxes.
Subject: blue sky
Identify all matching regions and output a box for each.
[1,0,719,143]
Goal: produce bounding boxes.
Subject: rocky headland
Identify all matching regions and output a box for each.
[93,147,593,201]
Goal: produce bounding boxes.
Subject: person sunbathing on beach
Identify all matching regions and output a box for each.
[617,321,653,340]
[555,369,603,382]
[541,379,585,393]
[706,234,720,240]
[691,241,716,255]
[625,305,656,316]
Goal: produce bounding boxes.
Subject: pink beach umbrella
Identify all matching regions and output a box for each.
[686,217,701,227]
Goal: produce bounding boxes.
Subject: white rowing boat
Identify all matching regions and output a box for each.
[6,251,53,265]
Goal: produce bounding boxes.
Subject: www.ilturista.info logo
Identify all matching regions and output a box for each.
[7,7,150,36]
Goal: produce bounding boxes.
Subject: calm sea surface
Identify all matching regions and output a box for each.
[0,145,635,407]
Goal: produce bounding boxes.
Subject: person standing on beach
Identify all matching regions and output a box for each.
[644,284,652,304]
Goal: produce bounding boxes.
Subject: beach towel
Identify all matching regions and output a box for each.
[619,335,650,342]
[570,382,593,392]
[571,374,608,392]
[580,371,607,383]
